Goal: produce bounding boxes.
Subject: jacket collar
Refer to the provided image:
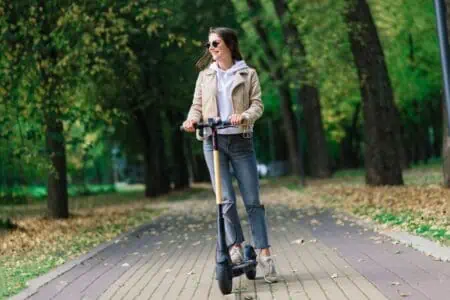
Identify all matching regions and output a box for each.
[204,66,249,76]
[203,66,249,96]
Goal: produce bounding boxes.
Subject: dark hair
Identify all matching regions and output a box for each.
[195,27,244,71]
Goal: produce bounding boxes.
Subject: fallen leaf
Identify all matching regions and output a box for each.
[310,219,321,225]
[335,219,344,226]
[291,239,305,245]
[397,290,410,297]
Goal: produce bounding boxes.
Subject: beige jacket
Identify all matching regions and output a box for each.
[187,66,264,125]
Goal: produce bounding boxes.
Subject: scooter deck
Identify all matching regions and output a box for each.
[231,259,257,277]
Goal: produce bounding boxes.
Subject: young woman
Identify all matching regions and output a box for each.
[182,27,277,283]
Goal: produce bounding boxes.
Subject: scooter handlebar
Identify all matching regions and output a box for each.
[180,119,238,132]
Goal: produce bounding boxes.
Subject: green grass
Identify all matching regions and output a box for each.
[0,253,65,298]
[333,168,366,178]
[353,205,450,245]
[330,158,444,185]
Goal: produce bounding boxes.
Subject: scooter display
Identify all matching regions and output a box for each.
[181,118,257,295]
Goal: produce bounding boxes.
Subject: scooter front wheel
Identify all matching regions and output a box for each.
[216,263,233,294]
[218,277,232,295]
[244,245,257,280]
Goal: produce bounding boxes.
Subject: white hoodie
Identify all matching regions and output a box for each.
[210,60,248,135]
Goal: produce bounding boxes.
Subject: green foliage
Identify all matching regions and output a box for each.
[0,0,446,199]
[0,184,116,205]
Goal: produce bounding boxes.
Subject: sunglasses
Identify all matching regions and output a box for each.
[205,40,221,49]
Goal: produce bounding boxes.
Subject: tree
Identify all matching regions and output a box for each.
[242,0,304,177]
[0,0,130,217]
[343,0,403,185]
[273,0,330,178]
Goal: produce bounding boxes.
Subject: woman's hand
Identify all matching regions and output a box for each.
[229,114,246,125]
[182,119,197,132]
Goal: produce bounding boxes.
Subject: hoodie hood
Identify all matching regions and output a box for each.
[209,60,248,74]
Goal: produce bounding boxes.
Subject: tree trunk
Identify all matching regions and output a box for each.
[393,107,409,169]
[245,0,303,177]
[46,116,69,218]
[443,96,450,187]
[300,87,330,177]
[273,0,330,178]
[134,108,170,197]
[431,97,443,158]
[344,0,403,185]
[168,112,189,190]
[40,0,69,218]
[340,102,361,168]
[279,86,302,175]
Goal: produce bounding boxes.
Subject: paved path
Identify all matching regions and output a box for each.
[13,188,450,300]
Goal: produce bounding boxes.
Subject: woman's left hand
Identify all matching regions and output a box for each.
[229,114,244,125]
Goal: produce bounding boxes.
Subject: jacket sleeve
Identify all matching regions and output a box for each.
[187,72,203,122]
[242,70,264,124]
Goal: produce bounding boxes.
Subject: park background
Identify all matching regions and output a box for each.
[1,0,450,298]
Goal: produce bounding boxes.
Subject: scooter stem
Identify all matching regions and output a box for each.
[212,128,222,205]
[213,127,229,263]
[213,150,222,205]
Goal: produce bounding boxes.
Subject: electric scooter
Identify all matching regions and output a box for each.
[181,117,258,295]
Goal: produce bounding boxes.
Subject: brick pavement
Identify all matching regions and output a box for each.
[13,197,450,300]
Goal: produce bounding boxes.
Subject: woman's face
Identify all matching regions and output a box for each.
[208,33,231,62]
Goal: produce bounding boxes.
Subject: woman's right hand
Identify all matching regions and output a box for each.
[182,119,197,132]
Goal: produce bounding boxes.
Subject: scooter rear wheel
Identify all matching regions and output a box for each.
[244,245,257,280]
[245,267,257,280]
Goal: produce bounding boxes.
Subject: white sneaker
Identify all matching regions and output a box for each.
[259,255,278,283]
[229,246,243,265]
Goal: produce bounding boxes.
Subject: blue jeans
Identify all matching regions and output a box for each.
[203,134,270,249]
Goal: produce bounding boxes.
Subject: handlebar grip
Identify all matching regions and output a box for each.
[180,123,199,131]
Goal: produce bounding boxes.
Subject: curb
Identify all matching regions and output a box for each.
[380,230,450,262]
[340,212,450,263]
[10,223,151,300]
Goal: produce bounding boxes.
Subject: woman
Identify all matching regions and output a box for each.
[182,27,277,283]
